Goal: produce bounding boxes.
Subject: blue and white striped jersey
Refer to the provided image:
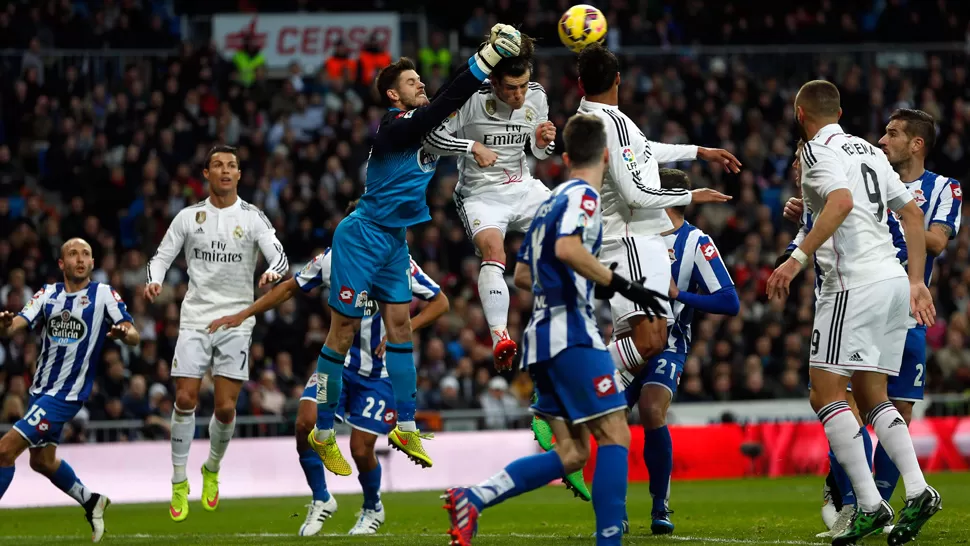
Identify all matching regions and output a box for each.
[517,179,606,368]
[903,170,963,285]
[665,222,735,353]
[18,282,134,402]
[294,249,440,379]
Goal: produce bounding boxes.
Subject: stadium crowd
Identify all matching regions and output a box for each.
[0,0,969,442]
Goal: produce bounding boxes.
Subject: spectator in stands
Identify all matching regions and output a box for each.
[357,32,391,87]
[418,31,451,78]
[323,40,357,82]
[0,269,32,308]
[232,32,265,88]
[480,376,520,430]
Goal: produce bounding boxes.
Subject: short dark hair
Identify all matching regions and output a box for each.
[659,169,692,215]
[795,80,841,119]
[491,32,536,83]
[888,108,937,153]
[563,114,606,168]
[375,57,417,108]
[577,43,618,97]
[206,145,238,168]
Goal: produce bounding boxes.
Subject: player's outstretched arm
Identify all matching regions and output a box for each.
[409,291,450,332]
[673,285,740,316]
[145,212,187,302]
[207,278,300,333]
[0,312,28,337]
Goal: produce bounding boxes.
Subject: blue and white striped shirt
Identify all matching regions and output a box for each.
[518,179,606,368]
[665,222,735,353]
[903,170,962,285]
[18,282,133,402]
[294,249,440,378]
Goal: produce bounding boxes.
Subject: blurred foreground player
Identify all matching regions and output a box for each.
[442,114,667,546]
[308,25,524,474]
[0,238,140,542]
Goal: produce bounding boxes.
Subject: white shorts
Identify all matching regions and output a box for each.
[809,277,915,377]
[599,235,673,335]
[172,328,252,381]
[455,178,552,240]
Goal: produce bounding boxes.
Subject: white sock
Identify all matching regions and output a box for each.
[205,413,236,473]
[868,401,927,499]
[171,405,195,484]
[479,261,510,347]
[398,421,417,432]
[313,428,334,442]
[818,401,882,511]
[607,337,644,373]
[67,482,93,505]
[470,469,516,505]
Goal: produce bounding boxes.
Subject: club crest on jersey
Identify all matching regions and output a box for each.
[700,242,718,261]
[621,148,638,171]
[47,311,87,346]
[524,107,535,122]
[952,183,963,199]
[580,194,597,216]
[338,286,355,304]
[78,295,90,308]
[196,211,206,224]
[233,226,244,239]
[668,248,677,263]
[418,149,439,173]
[912,189,927,206]
[485,99,496,116]
[593,374,617,397]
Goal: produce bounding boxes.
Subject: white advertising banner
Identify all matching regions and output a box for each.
[0,430,537,508]
[212,13,400,74]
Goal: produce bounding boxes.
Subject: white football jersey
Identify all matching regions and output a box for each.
[147,198,289,331]
[799,124,913,294]
[576,98,699,239]
[422,81,555,197]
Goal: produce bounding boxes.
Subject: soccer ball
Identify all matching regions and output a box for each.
[558,4,608,53]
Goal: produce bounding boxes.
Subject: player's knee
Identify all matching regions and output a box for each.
[555,443,589,474]
[475,231,506,263]
[28,454,56,476]
[175,391,198,413]
[213,406,236,425]
[640,403,667,429]
[349,441,374,466]
[0,445,16,467]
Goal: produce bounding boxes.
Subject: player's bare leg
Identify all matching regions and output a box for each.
[381,301,433,467]
[170,377,201,522]
[810,369,894,545]
[530,411,591,501]
[606,317,666,375]
[852,372,940,546]
[638,384,675,534]
[200,376,242,512]
[309,313,358,476]
[474,228,517,369]
[348,429,386,535]
[296,400,336,536]
[0,429,28,499]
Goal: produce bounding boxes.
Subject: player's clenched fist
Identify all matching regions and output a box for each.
[471,142,498,168]
[107,323,131,340]
[0,310,14,330]
[535,121,556,149]
[143,282,162,302]
[783,197,804,224]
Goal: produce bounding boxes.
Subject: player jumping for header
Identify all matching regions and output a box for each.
[0,238,140,543]
[307,25,524,474]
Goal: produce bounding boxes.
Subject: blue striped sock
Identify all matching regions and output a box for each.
[0,466,14,499]
[593,445,628,545]
[315,347,345,431]
[298,448,330,502]
[358,462,382,510]
[384,341,417,423]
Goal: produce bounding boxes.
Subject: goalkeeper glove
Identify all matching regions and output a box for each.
[477,24,521,67]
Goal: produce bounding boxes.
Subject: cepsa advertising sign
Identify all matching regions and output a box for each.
[212,13,400,73]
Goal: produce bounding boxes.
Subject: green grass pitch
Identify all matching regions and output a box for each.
[1,474,969,545]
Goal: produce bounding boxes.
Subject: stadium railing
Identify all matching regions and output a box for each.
[1,393,967,443]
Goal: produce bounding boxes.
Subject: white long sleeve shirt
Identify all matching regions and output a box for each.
[422,81,555,197]
[577,98,699,239]
[146,198,289,331]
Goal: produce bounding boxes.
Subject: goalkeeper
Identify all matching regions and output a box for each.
[308,26,524,474]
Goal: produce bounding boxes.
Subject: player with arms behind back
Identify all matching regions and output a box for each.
[422,33,556,369]
[442,114,667,546]
[307,25,524,474]
[0,238,140,543]
[144,145,290,522]
[767,81,941,546]
[207,220,448,536]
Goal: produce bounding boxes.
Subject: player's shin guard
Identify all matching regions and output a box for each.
[469,450,565,512]
[479,261,510,346]
[170,406,195,483]
[607,337,643,373]
[592,445,628,544]
[205,414,235,473]
[358,462,382,510]
[868,401,926,500]
[384,341,417,429]
[818,401,882,511]
[643,425,672,513]
[874,442,901,501]
[0,466,14,499]
[50,461,93,505]
[315,348,345,433]
[298,448,330,502]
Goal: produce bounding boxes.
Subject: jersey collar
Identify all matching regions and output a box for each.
[579,97,616,111]
[812,123,844,141]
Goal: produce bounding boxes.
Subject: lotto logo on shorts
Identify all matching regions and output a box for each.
[593,374,617,397]
[338,286,355,304]
[384,410,397,425]
[36,419,50,433]
[700,242,718,261]
[580,194,597,216]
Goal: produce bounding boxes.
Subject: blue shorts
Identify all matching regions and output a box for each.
[530,346,627,424]
[328,214,411,318]
[887,327,927,402]
[624,351,686,408]
[13,395,83,448]
[301,368,396,436]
